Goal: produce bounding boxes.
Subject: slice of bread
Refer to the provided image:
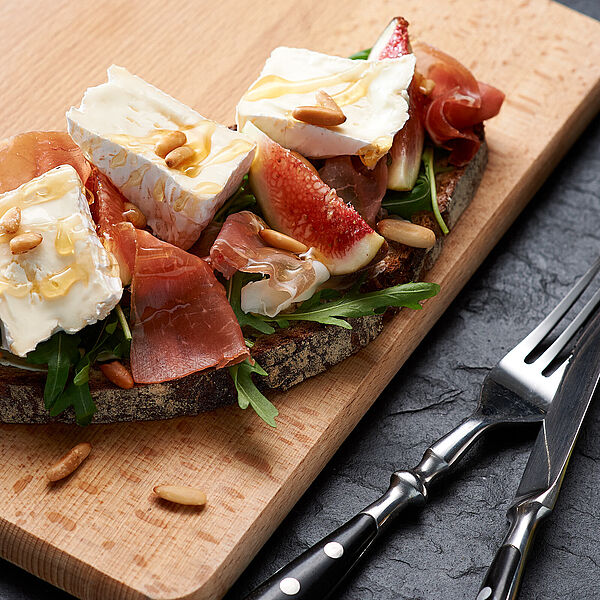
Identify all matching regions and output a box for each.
[0,141,487,423]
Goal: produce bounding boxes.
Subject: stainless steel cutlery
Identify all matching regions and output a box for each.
[476,297,600,600]
[246,259,600,600]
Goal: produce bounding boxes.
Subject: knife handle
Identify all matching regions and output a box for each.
[243,472,428,600]
[477,501,550,600]
[244,415,492,600]
[243,513,378,600]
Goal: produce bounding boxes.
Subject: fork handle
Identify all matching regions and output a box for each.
[244,415,491,600]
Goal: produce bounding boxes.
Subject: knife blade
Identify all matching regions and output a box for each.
[477,307,600,600]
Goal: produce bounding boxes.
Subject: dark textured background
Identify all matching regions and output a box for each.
[2,1,599,598]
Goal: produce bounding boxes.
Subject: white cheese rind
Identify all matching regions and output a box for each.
[236,47,415,165]
[0,165,123,356]
[67,66,255,249]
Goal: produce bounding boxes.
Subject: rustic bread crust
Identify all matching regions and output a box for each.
[0,141,487,423]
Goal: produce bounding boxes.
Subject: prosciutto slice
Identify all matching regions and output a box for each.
[0,131,91,193]
[210,211,329,316]
[211,211,318,283]
[318,156,388,226]
[414,42,505,165]
[131,230,248,383]
[88,172,248,383]
[86,169,137,283]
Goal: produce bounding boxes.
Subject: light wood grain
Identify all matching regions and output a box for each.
[0,1,599,599]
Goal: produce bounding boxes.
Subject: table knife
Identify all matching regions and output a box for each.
[477,308,600,600]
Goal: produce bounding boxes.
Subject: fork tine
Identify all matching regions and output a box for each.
[546,356,570,391]
[536,285,600,369]
[513,257,600,356]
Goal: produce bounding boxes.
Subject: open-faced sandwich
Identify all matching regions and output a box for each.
[0,18,503,425]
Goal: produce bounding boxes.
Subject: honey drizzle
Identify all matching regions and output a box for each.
[0,169,96,300]
[194,182,223,195]
[109,120,252,182]
[0,169,77,218]
[202,139,255,168]
[37,263,90,299]
[0,261,91,300]
[243,61,384,107]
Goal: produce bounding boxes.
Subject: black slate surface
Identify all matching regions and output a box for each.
[1,1,599,599]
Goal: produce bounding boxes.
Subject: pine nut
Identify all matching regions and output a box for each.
[165,145,194,168]
[10,232,42,254]
[289,151,319,177]
[0,207,21,234]
[292,105,346,127]
[47,442,92,482]
[155,130,187,158]
[153,485,207,506]
[316,89,344,114]
[100,361,134,389]
[123,202,147,229]
[377,218,436,249]
[260,228,308,254]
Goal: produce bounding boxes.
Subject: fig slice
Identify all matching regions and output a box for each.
[370,16,412,59]
[370,17,425,191]
[243,122,384,276]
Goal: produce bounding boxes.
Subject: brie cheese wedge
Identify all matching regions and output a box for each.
[67,66,256,249]
[236,47,415,166]
[0,165,123,356]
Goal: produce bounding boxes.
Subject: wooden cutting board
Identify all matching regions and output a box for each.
[0,1,598,599]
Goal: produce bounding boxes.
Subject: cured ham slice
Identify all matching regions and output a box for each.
[86,169,137,283]
[89,173,249,383]
[0,131,91,193]
[210,211,329,317]
[131,230,249,383]
[414,42,505,165]
[318,156,388,226]
[211,210,319,283]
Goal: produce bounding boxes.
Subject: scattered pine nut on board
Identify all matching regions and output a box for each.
[0,1,599,600]
[46,442,92,482]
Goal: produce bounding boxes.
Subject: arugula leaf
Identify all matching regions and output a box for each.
[268,282,440,328]
[115,304,132,340]
[26,331,80,365]
[27,333,80,409]
[75,305,132,385]
[74,316,116,385]
[382,147,450,235]
[298,289,337,311]
[228,273,275,335]
[423,147,449,235]
[213,175,258,223]
[349,48,371,60]
[229,359,278,427]
[382,172,432,218]
[25,304,132,423]
[49,381,96,426]
[230,271,440,332]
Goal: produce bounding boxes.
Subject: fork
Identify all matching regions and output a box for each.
[245,258,600,600]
